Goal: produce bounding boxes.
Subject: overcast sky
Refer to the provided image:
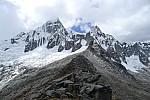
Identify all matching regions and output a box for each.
[0,0,150,42]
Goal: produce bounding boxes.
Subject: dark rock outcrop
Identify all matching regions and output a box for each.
[39,71,112,100]
[58,45,64,52]
[4,48,9,51]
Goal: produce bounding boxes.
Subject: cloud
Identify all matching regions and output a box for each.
[115,4,150,42]
[0,0,150,42]
[70,18,95,33]
[0,0,26,40]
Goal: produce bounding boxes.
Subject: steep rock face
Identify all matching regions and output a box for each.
[8,19,87,53]
[85,26,150,71]
[87,41,136,80]
[81,42,150,100]
[23,19,92,53]
[24,19,73,52]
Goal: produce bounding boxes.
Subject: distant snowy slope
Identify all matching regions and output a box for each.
[121,55,147,72]
[0,43,87,89]
[0,19,89,90]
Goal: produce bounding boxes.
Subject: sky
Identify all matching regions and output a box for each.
[0,0,150,42]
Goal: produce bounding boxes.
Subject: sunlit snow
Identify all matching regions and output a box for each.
[121,55,146,72]
[0,43,87,90]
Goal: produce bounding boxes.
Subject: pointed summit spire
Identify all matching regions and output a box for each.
[56,17,60,21]
[90,25,103,35]
[94,25,102,33]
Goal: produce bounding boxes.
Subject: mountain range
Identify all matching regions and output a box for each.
[0,19,150,100]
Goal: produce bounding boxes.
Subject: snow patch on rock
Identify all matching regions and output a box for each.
[121,55,147,72]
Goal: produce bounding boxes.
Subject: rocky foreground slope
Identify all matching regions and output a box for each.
[0,41,150,100]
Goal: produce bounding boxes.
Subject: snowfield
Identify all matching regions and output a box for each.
[0,43,87,90]
[121,55,147,72]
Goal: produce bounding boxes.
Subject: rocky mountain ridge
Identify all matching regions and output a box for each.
[3,19,150,72]
[0,18,150,92]
[0,41,150,100]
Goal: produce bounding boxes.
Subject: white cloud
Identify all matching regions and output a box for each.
[0,0,150,42]
[0,0,26,40]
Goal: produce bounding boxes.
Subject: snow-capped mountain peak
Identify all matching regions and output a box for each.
[0,19,150,90]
